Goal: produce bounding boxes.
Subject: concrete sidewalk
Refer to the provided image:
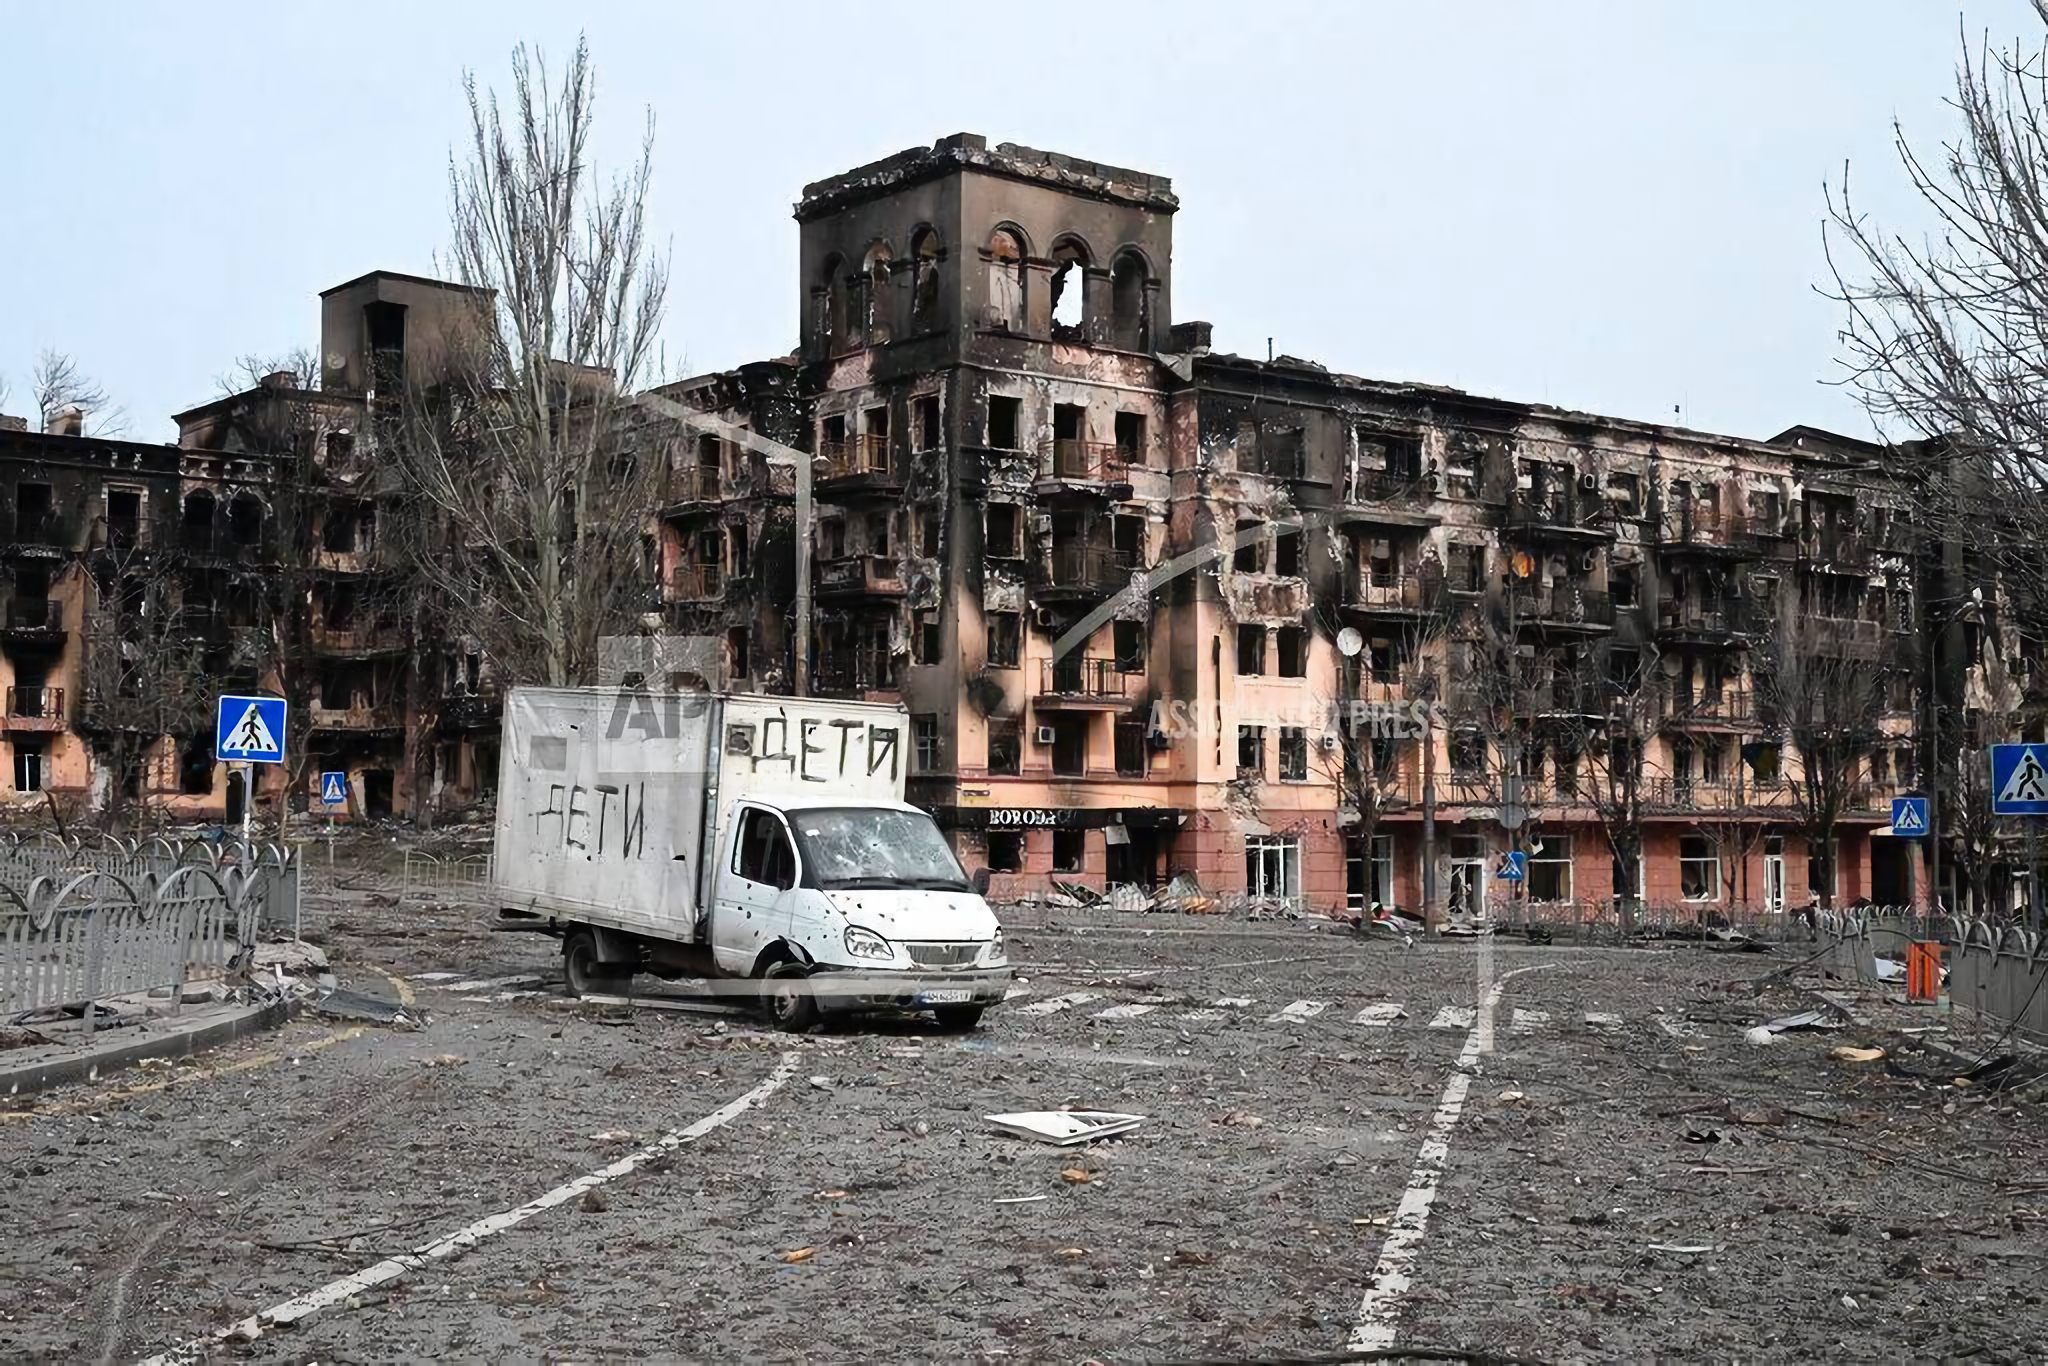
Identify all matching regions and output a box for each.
[1,994,290,1100]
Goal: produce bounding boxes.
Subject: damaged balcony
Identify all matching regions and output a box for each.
[662,464,724,511]
[307,700,406,733]
[1657,690,1757,730]
[1508,586,1614,634]
[1799,531,1873,574]
[1655,598,1757,647]
[817,436,902,498]
[1,597,65,644]
[1033,441,1133,498]
[817,554,905,599]
[668,562,725,603]
[308,613,409,657]
[2,685,65,733]
[1657,505,1757,560]
[1337,470,1439,531]
[5,511,81,558]
[1341,571,1452,623]
[436,685,503,731]
[813,648,897,698]
[1505,491,1612,544]
[1030,544,1141,603]
[1036,657,1131,708]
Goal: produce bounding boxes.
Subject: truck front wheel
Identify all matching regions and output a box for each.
[563,930,632,998]
[759,959,820,1033]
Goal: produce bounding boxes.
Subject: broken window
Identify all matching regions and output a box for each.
[861,243,893,341]
[1110,250,1148,350]
[228,492,263,547]
[985,830,1024,872]
[1050,716,1088,777]
[1053,403,1087,476]
[1275,530,1302,577]
[1527,836,1572,902]
[1238,724,1266,777]
[1112,514,1143,568]
[735,808,796,890]
[1237,624,1266,675]
[987,717,1023,776]
[14,482,53,543]
[917,506,941,558]
[179,740,214,796]
[1278,627,1309,678]
[1368,637,1397,685]
[1052,829,1085,873]
[1115,720,1148,777]
[1450,726,1486,777]
[1679,835,1719,901]
[987,612,1021,669]
[986,228,1025,332]
[820,519,845,560]
[1278,727,1309,782]
[106,487,141,549]
[730,524,750,579]
[910,228,943,332]
[1261,426,1305,480]
[1114,411,1147,467]
[322,505,358,553]
[865,510,891,556]
[1611,564,1638,608]
[1447,542,1485,593]
[1113,621,1146,673]
[1610,472,1641,517]
[1049,239,1089,334]
[913,714,940,773]
[914,394,941,451]
[12,741,47,793]
[1234,521,1263,573]
[181,489,215,550]
[985,505,1021,558]
[819,254,850,352]
[914,614,942,665]
[1245,836,1300,901]
[728,626,749,679]
[987,395,1020,450]
[822,413,847,456]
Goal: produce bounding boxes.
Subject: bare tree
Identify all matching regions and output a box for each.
[388,35,674,689]
[32,350,127,438]
[1561,647,1664,927]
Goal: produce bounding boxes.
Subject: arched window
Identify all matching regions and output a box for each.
[910,227,943,333]
[818,254,848,353]
[986,228,1025,332]
[1049,237,1092,335]
[181,489,217,552]
[860,242,894,342]
[1111,249,1150,350]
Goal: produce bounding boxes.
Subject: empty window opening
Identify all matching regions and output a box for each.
[822,413,847,454]
[1527,836,1572,901]
[1053,829,1085,873]
[181,490,215,548]
[1245,836,1300,901]
[1114,621,1146,673]
[14,482,53,540]
[861,243,893,339]
[1238,724,1266,777]
[1237,625,1267,675]
[1234,522,1264,573]
[987,717,1023,776]
[735,808,796,889]
[915,394,941,451]
[1115,720,1148,777]
[1278,627,1309,678]
[1680,835,1720,901]
[1050,242,1088,332]
[986,505,1022,557]
[987,396,1020,450]
[986,229,1025,332]
[1110,251,1148,349]
[1450,726,1486,776]
[1279,727,1309,782]
[1114,411,1146,465]
[1112,514,1143,566]
[179,741,215,796]
[1050,716,1088,777]
[1275,531,1302,577]
[1368,638,1397,684]
[987,612,1021,669]
[914,614,942,665]
[910,228,943,332]
[728,626,749,679]
[730,525,750,579]
[986,830,1024,872]
[106,488,141,548]
[865,510,891,556]
[13,741,48,793]
[918,506,941,557]
[228,493,263,547]
[322,506,359,553]
[1447,542,1485,593]
[364,300,407,392]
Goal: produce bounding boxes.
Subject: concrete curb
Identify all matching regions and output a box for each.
[1,998,291,1100]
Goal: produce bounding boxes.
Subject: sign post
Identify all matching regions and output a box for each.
[319,771,347,865]
[1988,744,2048,931]
[216,695,289,844]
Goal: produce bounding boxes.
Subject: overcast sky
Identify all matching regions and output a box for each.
[1,1,2035,446]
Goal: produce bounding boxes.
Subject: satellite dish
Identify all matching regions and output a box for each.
[1337,627,1364,658]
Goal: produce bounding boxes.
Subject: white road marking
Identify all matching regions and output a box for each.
[1510,1008,1550,1032]
[409,972,461,982]
[1351,1003,1408,1027]
[1213,997,1255,1008]
[1267,999,1329,1023]
[438,975,544,994]
[1017,992,1100,1016]
[1093,1003,1157,1020]
[1584,1011,1623,1027]
[1349,967,1551,1353]
[1428,1006,1475,1030]
[141,1052,800,1365]
[1176,1008,1224,1022]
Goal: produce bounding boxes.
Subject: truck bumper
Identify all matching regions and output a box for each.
[808,966,1015,1013]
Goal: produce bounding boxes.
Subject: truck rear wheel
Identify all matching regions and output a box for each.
[932,1005,985,1031]
[563,930,632,998]
[759,960,819,1033]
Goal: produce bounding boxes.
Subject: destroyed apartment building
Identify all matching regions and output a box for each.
[651,132,1980,917]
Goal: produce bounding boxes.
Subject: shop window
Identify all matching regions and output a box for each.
[986,831,1024,873]
[1680,835,1720,901]
[1053,830,1085,874]
[1245,836,1300,902]
[1526,835,1572,901]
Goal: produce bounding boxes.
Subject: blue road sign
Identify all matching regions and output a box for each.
[1494,850,1527,882]
[216,695,288,765]
[1991,743,2048,816]
[1890,796,1929,837]
[319,771,348,805]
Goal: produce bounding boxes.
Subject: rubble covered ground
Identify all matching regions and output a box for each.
[1,843,2045,1362]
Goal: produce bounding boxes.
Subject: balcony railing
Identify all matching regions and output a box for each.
[1344,570,1448,615]
[669,563,724,601]
[1046,440,1127,483]
[1800,529,1871,568]
[664,465,722,504]
[3,686,63,719]
[1039,656,1127,699]
[1658,505,1750,551]
[817,554,905,596]
[1033,544,1140,595]
[1507,492,1603,533]
[4,598,62,632]
[814,650,897,694]
[1346,468,1431,504]
[820,436,893,482]
[308,700,406,731]
[1509,587,1614,628]
[1656,599,1758,638]
[7,512,78,551]
[1659,691,1757,727]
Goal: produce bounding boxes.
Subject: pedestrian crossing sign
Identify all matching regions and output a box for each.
[216,694,288,765]
[1991,743,2048,816]
[320,771,348,805]
[1889,796,1927,837]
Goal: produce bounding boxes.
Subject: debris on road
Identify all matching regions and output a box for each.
[994,1195,1049,1205]
[985,1110,1144,1145]
[1743,1026,1778,1046]
[1830,1045,1888,1063]
[1647,1243,1718,1254]
[781,1247,816,1264]
[1059,1168,1097,1184]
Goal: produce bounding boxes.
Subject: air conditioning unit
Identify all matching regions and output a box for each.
[1030,513,1053,534]
[1320,733,1341,752]
[1035,725,1057,745]
[1032,607,1059,628]
[1580,550,1599,572]
[1579,472,1600,492]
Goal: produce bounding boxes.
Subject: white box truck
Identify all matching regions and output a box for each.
[490,687,1012,1030]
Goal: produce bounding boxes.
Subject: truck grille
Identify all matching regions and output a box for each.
[905,942,980,968]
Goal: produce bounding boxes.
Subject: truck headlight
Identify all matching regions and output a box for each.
[986,926,1007,964]
[844,925,893,960]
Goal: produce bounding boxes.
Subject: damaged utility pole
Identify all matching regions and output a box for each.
[630,392,812,696]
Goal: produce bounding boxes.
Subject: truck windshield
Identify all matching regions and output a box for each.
[787,807,971,891]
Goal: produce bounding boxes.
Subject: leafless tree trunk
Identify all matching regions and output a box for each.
[389,36,673,689]
[32,350,127,437]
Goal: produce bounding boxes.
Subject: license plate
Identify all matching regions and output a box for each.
[920,989,974,1005]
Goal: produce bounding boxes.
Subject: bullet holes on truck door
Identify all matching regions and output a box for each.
[735,807,797,891]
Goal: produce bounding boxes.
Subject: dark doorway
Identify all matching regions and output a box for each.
[363,770,395,819]
[1870,839,1910,906]
[1105,826,1163,889]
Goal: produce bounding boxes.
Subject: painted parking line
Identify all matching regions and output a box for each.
[1510,1008,1550,1032]
[1267,999,1329,1024]
[1428,1006,1476,1030]
[1093,1003,1158,1020]
[1017,992,1101,1017]
[1351,1003,1408,1027]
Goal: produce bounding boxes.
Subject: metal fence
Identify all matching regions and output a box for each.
[0,836,289,1025]
[1816,907,2048,1041]
[400,849,494,902]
